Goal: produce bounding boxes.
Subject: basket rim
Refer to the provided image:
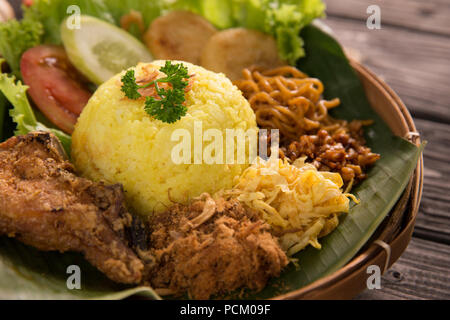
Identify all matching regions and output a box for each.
[272,60,424,300]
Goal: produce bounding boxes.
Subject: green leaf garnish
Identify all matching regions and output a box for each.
[0,19,43,78]
[158,61,190,89]
[120,69,141,100]
[120,61,190,123]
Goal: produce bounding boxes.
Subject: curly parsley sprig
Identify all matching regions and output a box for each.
[120,61,190,124]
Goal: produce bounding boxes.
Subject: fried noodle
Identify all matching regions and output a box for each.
[234,66,341,143]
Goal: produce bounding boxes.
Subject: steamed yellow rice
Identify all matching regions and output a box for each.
[71,60,257,215]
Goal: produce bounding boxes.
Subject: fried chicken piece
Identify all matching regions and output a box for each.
[147,194,288,299]
[0,132,143,284]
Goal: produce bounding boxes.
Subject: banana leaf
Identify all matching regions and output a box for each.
[0,24,422,300]
[0,237,160,300]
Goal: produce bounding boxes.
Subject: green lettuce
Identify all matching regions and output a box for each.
[23,0,164,43]
[270,1,325,64]
[0,92,6,141]
[23,0,115,44]
[0,69,71,154]
[104,0,163,29]
[0,19,43,77]
[100,0,164,39]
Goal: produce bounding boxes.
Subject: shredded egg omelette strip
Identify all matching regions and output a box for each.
[222,157,357,256]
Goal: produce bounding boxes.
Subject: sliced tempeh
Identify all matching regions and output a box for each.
[143,10,217,64]
[201,28,285,80]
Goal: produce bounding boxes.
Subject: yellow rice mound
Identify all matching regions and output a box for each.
[71,60,257,215]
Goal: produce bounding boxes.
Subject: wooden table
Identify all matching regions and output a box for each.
[323,0,450,299]
[6,0,450,300]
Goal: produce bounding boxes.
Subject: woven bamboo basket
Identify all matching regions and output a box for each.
[274,60,424,300]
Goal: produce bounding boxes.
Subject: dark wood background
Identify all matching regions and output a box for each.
[6,0,450,299]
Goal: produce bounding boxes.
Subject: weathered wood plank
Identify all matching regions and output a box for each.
[413,119,450,244]
[324,0,450,36]
[355,237,450,300]
[322,16,450,244]
[323,16,450,123]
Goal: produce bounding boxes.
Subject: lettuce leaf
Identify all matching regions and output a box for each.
[0,92,6,141]
[23,0,115,44]
[23,0,163,43]
[103,0,163,29]
[0,19,43,78]
[270,1,325,65]
[0,69,71,154]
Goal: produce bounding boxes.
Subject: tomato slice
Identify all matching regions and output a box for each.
[21,45,92,134]
[22,0,33,8]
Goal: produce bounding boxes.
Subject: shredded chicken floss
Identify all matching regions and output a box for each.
[222,157,358,256]
[147,194,288,299]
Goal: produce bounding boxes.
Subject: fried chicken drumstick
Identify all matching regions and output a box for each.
[0,132,144,284]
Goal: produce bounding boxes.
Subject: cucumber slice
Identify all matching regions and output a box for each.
[61,15,153,85]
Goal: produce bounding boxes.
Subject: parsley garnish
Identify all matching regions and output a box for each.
[120,61,190,123]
